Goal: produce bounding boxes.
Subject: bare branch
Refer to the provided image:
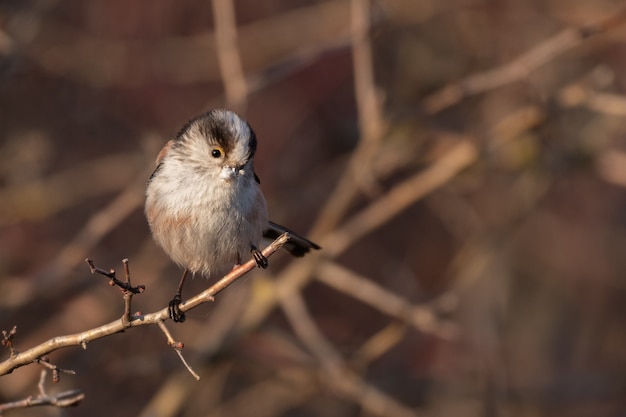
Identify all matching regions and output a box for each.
[309,0,385,238]
[21,1,354,88]
[280,291,419,417]
[423,4,626,114]
[85,258,145,295]
[0,233,290,377]
[0,370,84,413]
[351,0,384,145]
[315,261,457,339]
[0,152,145,225]
[48,176,146,287]
[322,139,478,257]
[212,0,248,113]
[241,137,479,331]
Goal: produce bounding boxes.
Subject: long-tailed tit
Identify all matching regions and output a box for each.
[145,109,320,322]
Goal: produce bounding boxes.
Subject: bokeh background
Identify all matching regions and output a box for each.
[1,0,626,416]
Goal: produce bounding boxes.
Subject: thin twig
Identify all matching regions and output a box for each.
[36,356,75,383]
[156,320,200,380]
[85,258,145,295]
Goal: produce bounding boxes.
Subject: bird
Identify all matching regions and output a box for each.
[145,109,320,322]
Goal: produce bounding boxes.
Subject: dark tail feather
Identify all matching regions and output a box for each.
[263,221,321,257]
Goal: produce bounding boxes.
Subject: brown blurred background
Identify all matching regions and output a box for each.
[1,0,626,416]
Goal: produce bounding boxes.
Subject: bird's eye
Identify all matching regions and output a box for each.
[211,148,222,158]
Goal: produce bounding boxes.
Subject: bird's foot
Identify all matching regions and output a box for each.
[251,246,268,269]
[168,294,186,323]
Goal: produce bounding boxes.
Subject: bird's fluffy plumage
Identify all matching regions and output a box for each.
[145,109,318,278]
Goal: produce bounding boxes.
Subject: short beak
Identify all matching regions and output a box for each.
[219,165,244,180]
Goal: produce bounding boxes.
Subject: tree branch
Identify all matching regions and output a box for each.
[0,370,84,413]
[0,233,290,377]
[422,4,626,114]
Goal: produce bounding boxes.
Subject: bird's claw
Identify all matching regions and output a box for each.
[168,294,186,323]
[252,248,268,269]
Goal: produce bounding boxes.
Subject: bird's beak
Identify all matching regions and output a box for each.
[219,165,244,180]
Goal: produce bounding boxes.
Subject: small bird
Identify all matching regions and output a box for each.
[145,109,320,322]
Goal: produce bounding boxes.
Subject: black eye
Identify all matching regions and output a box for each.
[211,149,222,158]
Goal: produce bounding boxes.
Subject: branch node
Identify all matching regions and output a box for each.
[86,258,146,327]
[36,357,76,384]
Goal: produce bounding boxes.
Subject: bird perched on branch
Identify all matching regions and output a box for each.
[145,109,320,322]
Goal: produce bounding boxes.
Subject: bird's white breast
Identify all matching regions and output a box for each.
[145,159,268,277]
